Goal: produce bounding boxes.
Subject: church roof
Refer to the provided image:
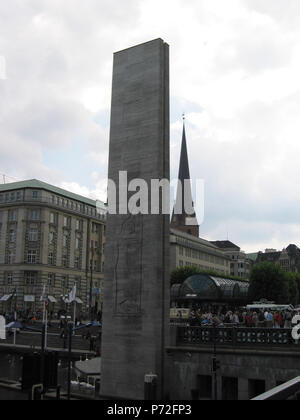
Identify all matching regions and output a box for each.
[172,121,197,225]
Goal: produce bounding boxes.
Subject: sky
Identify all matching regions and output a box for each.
[1,0,300,253]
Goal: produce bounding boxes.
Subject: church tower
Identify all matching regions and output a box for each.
[171,118,199,237]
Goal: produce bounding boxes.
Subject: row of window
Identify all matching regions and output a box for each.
[1,272,100,290]
[0,190,39,203]
[6,250,103,272]
[178,260,228,274]
[179,246,228,266]
[50,194,103,220]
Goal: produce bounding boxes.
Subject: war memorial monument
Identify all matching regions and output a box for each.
[100,39,170,400]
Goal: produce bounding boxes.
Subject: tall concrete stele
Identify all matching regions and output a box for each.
[101,39,170,400]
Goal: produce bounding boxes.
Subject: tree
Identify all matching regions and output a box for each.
[249,262,290,304]
[170,266,199,286]
[170,266,247,286]
[285,272,300,306]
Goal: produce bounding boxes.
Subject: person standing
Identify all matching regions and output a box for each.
[267,311,274,328]
[284,310,292,329]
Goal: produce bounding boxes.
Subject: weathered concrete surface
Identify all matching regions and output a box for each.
[101,39,170,400]
[166,345,300,400]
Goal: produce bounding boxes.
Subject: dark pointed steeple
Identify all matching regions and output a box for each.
[171,117,199,237]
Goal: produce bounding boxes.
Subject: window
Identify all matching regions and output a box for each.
[16,192,21,201]
[25,272,36,285]
[75,277,82,294]
[75,256,80,269]
[7,273,13,285]
[32,191,38,199]
[62,255,68,268]
[48,273,55,286]
[62,276,68,288]
[9,229,15,243]
[9,210,17,221]
[10,192,15,201]
[185,248,191,258]
[29,210,38,221]
[63,233,68,248]
[7,251,14,264]
[49,231,55,244]
[76,219,82,231]
[50,212,56,224]
[63,216,70,228]
[75,234,81,249]
[48,252,54,265]
[29,227,38,241]
[27,250,37,264]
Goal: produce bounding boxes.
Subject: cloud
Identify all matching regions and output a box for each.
[1,0,300,252]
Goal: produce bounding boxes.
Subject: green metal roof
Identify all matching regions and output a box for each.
[0,179,97,206]
[246,252,258,262]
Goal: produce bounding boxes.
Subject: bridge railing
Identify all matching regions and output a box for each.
[176,325,300,348]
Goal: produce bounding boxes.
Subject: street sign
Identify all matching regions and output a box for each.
[0,316,5,339]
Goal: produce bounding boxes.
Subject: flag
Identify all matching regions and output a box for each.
[69,285,77,303]
[45,295,49,311]
[40,285,46,302]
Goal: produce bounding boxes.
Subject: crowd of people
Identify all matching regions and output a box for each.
[177,306,300,329]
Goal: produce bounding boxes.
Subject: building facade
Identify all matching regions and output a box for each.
[210,240,253,280]
[170,228,231,276]
[256,244,300,273]
[0,179,106,317]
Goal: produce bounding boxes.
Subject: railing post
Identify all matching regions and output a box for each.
[232,326,237,346]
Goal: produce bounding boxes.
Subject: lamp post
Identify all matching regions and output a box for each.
[89,247,94,321]
[67,322,73,401]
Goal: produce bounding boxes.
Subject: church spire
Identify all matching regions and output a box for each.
[171,117,199,237]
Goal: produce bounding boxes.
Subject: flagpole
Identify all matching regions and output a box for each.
[73,283,77,335]
[45,297,48,350]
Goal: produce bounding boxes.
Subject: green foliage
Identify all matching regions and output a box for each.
[170,266,247,286]
[249,262,299,304]
[170,266,199,285]
[285,272,300,306]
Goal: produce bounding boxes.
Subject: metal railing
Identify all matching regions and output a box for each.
[176,325,300,348]
[252,376,300,400]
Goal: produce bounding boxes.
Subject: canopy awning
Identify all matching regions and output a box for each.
[48,296,57,303]
[24,295,35,303]
[0,294,13,302]
[62,297,70,304]
[75,297,83,304]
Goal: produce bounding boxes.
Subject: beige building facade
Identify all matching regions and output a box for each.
[170,228,231,276]
[0,179,105,318]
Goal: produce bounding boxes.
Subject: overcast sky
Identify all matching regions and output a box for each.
[1,0,300,253]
